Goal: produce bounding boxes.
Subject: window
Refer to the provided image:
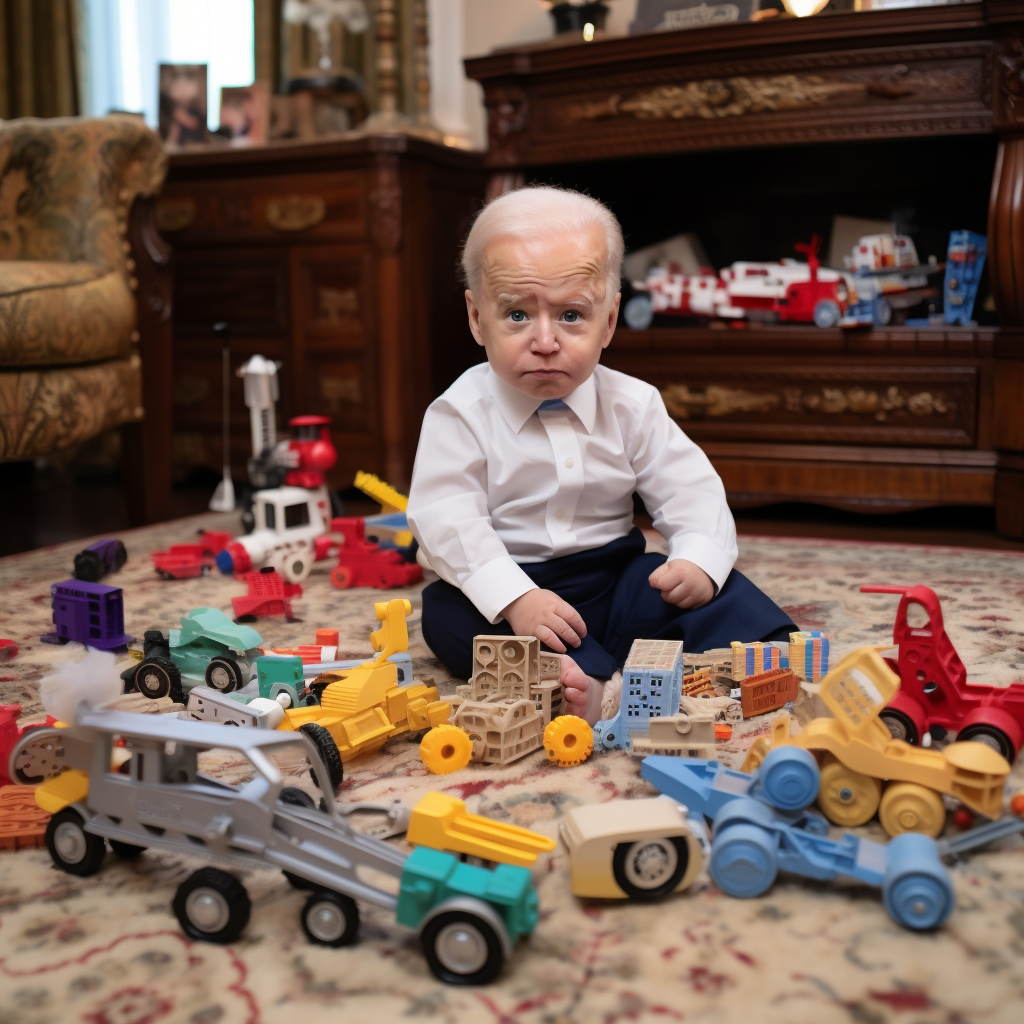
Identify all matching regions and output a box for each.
[80,0,255,131]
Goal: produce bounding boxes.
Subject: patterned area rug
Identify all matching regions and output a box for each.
[1,513,1023,1024]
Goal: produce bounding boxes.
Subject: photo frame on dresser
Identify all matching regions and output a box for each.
[630,0,762,32]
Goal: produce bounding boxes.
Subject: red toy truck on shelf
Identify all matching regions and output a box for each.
[328,517,424,590]
[861,584,1024,763]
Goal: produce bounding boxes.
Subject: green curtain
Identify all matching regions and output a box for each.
[0,0,80,120]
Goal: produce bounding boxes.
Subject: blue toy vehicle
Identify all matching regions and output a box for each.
[641,750,955,931]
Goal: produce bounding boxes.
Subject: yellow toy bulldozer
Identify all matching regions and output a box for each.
[741,647,1010,837]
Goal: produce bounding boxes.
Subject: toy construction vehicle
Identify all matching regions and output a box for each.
[741,647,1011,838]
[862,584,1024,762]
[10,708,539,985]
[277,599,451,785]
[419,636,594,774]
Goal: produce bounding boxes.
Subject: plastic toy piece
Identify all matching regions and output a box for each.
[406,792,556,867]
[789,631,830,683]
[72,539,127,582]
[861,584,1024,762]
[842,233,941,327]
[741,647,1011,837]
[12,707,537,985]
[151,530,232,580]
[0,639,16,662]
[629,714,717,758]
[1,705,24,787]
[354,470,414,548]
[231,567,303,620]
[40,580,132,650]
[594,640,685,755]
[731,641,787,681]
[641,753,955,931]
[0,786,50,850]
[419,723,474,774]
[186,687,286,729]
[739,667,800,718]
[560,796,706,900]
[120,608,265,703]
[543,715,593,766]
[279,600,451,770]
[944,231,986,326]
[423,636,587,770]
[328,517,423,590]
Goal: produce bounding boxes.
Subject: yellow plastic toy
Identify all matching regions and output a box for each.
[544,715,594,767]
[407,792,556,867]
[279,599,450,772]
[741,647,1010,837]
[354,470,414,547]
[419,723,474,774]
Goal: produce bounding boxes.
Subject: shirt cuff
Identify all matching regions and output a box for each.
[666,534,736,595]
[461,557,539,625]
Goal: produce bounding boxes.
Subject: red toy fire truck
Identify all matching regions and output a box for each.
[861,584,1024,763]
[328,517,424,590]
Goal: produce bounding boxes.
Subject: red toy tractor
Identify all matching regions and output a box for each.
[861,584,1024,762]
[328,517,424,590]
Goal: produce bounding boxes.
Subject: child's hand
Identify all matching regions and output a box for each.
[648,559,714,609]
[501,589,587,654]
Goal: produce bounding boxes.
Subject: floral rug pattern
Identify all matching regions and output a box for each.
[1,513,1023,1024]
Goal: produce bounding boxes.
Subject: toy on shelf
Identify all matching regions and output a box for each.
[841,233,941,327]
[11,707,538,985]
[217,486,329,584]
[420,635,592,772]
[120,608,264,703]
[789,630,830,683]
[72,539,127,582]
[741,647,1011,838]
[861,584,1024,762]
[944,231,986,326]
[40,580,132,650]
[0,639,17,662]
[232,567,303,620]
[279,600,451,782]
[560,796,707,900]
[642,751,954,931]
[328,517,424,590]
[151,530,232,580]
[625,235,852,331]
[739,667,800,718]
[354,470,415,552]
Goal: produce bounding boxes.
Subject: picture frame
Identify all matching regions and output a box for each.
[219,83,271,146]
[158,64,208,145]
[630,0,761,33]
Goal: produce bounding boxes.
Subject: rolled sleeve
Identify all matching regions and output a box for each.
[667,533,735,594]
[461,557,539,625]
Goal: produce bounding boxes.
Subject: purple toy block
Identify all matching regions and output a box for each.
[41,580,132,650]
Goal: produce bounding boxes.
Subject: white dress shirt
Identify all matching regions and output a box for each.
[407,362,738,624]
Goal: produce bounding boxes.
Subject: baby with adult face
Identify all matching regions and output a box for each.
[407,187,794,724]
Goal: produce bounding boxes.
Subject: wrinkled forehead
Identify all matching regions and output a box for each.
[478,227,609,301]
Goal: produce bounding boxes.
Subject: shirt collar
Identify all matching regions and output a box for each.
[487,367,597,434]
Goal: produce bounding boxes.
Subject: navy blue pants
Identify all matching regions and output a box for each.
[421,528,797,681]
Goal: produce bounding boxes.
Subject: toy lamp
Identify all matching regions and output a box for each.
[782,0,830,14]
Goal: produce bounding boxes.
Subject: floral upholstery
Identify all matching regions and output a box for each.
[0,115,167,459]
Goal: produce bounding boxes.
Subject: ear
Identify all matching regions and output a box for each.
[602,292,621,350]
[466,290,485,347]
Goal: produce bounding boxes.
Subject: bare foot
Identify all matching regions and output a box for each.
[559,655,605,726]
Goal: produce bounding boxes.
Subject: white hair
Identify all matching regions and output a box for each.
[461,186,624,294]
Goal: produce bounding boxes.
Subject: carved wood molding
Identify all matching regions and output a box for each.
[370,153,402,251]
[486,83,530,168]
[265,195,326,232]
[994,32,1024,126]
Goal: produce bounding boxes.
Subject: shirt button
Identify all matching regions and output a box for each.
[555,508,566,520]
[565,457,574,468]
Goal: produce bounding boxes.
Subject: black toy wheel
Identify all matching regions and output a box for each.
[205,657,243,693]
[880,708,920,746]
[173,868,251,944]
[73,550,103,582]
[301,890,360,947]
[112,540,127,571]
[299,723,344,791]
[611,835,690,901]
[45,809,106,876]
[278,786,317,809]
[957,724,1015,762]
[421,909,505,986]
[109,839,145,859]
[135,657,182,702]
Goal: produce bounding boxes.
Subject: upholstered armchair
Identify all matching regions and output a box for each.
[0,115,173,523]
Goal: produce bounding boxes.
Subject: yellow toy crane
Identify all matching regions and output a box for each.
[741,647,1010,838]
[279,599,449,773]
[354,471,413,547]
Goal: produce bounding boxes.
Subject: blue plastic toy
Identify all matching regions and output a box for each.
[944,230,986,326]
[641,749,955,931]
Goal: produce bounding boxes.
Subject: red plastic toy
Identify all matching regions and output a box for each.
[231,567,303,620]
[328,517,424,590]
[861,584,1024,762]
[0,639,17,662]
[283,415,337,489]
[151,530,233,579]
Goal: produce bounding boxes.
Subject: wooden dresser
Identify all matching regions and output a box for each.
[465,1,1024,537]
[160,134,486,491]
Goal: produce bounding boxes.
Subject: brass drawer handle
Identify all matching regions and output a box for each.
[266,195,326,231]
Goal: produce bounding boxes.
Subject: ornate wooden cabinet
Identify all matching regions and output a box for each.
[161,135,485,490]
[465,1,1024,536]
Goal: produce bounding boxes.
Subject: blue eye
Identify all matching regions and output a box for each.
[562,310,579,323]
[508,309,526,322]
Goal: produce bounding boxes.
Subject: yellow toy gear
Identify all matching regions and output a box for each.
[419,723,473,775]
[544,715,594,767]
